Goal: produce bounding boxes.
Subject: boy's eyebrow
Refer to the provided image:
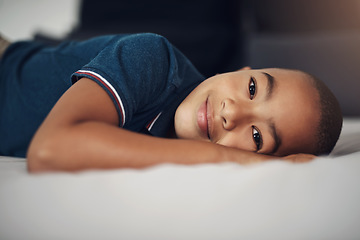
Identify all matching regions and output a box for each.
[262,72,275,100]
[268,119,281,155]
[262,73,281,154]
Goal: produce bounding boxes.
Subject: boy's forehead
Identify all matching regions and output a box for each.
[265,69,320,155]
[261,68,305,78]
[261,68,315,93]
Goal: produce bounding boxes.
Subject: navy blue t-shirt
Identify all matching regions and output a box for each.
[0,33,205,157]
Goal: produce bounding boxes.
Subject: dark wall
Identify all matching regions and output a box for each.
[247,0,360,116]
[69,0,244,78]
[251,0,360,33]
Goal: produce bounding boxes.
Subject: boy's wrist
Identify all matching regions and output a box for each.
[218,144,275,165]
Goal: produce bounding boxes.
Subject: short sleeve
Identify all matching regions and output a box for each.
[71,33,179,127]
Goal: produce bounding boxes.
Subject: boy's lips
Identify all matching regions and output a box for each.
[197,98,210,139]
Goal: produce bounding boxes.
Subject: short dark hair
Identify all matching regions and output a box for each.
[308,74,343,155]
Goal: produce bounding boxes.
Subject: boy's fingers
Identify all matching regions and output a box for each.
[282,153,317,163]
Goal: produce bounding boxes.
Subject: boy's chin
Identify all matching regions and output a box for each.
[174,127,204,141]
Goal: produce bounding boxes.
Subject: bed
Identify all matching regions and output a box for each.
[0,118,359,240]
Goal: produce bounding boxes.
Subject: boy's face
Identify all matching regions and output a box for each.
[174,68,321,156]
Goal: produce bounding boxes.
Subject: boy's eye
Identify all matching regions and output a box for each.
[252,126,263,151]
[249,77,256,100]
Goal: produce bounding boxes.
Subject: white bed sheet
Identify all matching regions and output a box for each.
[0,118,359,240]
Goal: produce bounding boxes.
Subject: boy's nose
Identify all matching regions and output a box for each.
[220,98,253,131]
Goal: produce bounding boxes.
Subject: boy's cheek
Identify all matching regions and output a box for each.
[215,134,253,152]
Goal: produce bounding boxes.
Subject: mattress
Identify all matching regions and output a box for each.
[0,118,359,240]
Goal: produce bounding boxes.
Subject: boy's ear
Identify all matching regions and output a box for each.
[238,66,252,71]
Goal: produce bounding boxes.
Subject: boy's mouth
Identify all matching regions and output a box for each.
[197,98,210,140]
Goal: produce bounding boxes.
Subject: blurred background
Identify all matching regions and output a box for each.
[1,0,359,116]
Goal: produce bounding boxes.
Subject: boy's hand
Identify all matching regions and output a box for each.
[282,153,317,163]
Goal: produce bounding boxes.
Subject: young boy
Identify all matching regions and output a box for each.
[0,33,342,172]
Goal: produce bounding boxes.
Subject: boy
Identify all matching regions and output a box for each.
[0,33,342,172]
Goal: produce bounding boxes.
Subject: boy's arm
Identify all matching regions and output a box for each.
[27,78,283,173]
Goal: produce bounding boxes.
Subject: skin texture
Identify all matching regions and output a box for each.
[27,68,319,173]
[175,67,321,156]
